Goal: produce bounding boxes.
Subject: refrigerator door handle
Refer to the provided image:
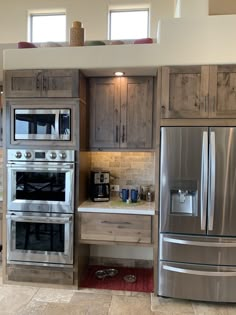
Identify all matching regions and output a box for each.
[208,131,216,231]
[163,265,236,277]
[200,131,208,230]
[163,236,236,247]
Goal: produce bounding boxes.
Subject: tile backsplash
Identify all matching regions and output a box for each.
[91,152,155,189]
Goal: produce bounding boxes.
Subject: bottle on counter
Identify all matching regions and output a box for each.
[70,21,84,46]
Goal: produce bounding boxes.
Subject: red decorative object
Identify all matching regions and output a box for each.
[133,38,153,44]
[80,265,154,293]
[18,42,37,49]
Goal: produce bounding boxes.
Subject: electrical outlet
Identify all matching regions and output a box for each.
[110,184,120,192]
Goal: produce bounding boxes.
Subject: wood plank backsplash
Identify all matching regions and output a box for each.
[90,152,155,188]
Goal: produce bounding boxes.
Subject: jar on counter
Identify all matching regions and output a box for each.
[146,190,154,202]
[140,185,149,200]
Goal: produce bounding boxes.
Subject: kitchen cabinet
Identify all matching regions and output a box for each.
[209,65,236,118]
[160,66,209,119]
[89,76,153,149]
[4,69,80,98]
[161,65,236,119]
[79,213,152,244]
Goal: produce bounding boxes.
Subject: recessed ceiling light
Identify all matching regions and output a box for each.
[114,71,125,76]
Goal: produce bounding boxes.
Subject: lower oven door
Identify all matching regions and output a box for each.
[7,163,74,213]
[7,212,73,266]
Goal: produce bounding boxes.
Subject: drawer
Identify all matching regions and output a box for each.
[160,233,236,265]
[158,261,236,302]
[80,213,152,244]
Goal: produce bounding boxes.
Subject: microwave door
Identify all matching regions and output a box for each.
[160,127,208,235]
[15,109,58,140]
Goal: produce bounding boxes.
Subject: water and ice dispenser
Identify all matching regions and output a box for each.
[170,181,198,215]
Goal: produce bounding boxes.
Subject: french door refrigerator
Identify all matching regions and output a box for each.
[158,127,236,302]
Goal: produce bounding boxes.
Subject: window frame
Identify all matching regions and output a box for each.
[108,8,150,40]
[29,12,66,43]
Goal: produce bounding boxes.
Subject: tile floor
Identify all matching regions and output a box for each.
[0,266,236,314]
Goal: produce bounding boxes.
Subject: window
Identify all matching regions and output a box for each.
[109,9,149,40]
[29,13,66,43]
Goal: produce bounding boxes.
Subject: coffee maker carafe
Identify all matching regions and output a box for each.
[90,171,110,202]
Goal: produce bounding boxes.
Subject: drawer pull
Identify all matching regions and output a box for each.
[102,220,131,225]
[163,265,236,277]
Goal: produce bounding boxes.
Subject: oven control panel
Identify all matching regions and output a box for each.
[7,149,75,162]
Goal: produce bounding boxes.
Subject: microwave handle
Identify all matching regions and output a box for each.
[55,111,60,137]
[6,214,72,224]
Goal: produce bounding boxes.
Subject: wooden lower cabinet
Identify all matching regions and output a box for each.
[80,213,152,244]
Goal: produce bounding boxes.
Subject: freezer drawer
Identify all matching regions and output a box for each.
[158,261,236,302]
[160,233,236,265]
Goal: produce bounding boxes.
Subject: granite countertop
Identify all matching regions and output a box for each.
[77,197,155,215]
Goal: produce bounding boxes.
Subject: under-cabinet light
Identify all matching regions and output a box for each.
[114,71,125,76]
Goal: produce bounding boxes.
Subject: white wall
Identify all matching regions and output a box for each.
[177,0,208,18]
[0,0,175,43]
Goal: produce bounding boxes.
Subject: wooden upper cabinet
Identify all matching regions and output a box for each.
[90,77,120,148]
[209,65,236,118]
[4,69,79,98]
[161,66,209,119]
[120,77,153,149]
[89,76,153,150]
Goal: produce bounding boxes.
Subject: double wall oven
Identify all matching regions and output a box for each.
[7,149,75,267]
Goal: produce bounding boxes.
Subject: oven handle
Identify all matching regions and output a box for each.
[7,163,74,170]
[6,214,72,224]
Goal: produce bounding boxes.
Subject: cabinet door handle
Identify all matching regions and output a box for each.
[43,76,48,90]
[213,96,216,112]
[116,125,119,143]
[36,72,41,90]
[122,125,125,143]
[204,96,207,112]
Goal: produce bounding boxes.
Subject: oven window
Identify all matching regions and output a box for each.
[16,171,66,201]
[15,221,65,252]
[15,113,57,136]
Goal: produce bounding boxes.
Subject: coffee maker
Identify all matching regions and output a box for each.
[90,171,110,202]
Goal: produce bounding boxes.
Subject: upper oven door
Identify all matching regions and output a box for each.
[7,162,74,213]
[14,109,71,141]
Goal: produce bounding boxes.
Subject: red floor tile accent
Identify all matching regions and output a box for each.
[80,265,154,293]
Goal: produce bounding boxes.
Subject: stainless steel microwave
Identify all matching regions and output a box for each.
[14,108,71,141]
[6,99,79,147]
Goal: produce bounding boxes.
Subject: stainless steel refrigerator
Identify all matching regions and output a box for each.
[158,127,236,302]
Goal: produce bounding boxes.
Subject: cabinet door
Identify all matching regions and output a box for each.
[90,78,120,149]
[161,66,209,118]
[43,69,79,97]
[209,65,236,118]
[4,70,42,97]
[120,77,153,149]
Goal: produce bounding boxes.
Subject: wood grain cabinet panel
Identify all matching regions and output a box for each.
[209,65,236,118]
[121,77,153,149]
[89,77,120,148]
[89,76,153,150]
[4,69,80,98]
[80,213,152,244]
[161,66,209,119]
